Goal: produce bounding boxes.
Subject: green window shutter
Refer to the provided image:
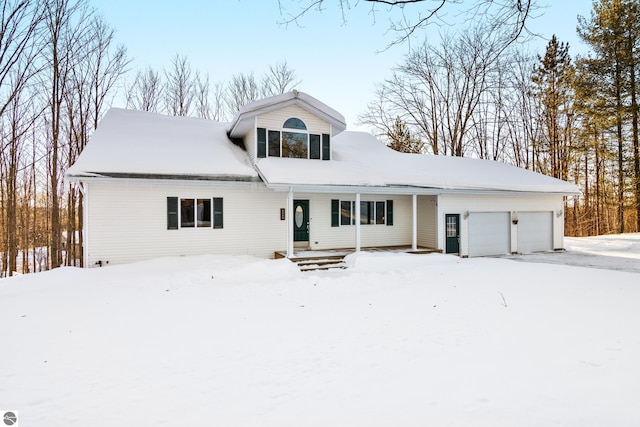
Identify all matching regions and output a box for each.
[331,199,339,227]
[322,134,330,160]
[268,130,281,157]
[386,200,393,226]
[167,197,178,230]
[257,128,266,158]
[310,134,321,159]
[213,197,223,229]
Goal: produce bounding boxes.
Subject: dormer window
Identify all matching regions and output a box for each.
[257,118,330,160]
[282,118,308,159]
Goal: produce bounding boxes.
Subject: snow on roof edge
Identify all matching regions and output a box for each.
[228,91,347,137]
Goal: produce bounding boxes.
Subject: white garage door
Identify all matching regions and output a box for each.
[468,212,511,257]
[518,211,553,253]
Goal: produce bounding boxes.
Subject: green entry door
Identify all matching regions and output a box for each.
[445,214,460,254]
[294,200,310,242]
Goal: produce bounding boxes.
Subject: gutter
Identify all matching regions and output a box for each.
[262,182,580,197]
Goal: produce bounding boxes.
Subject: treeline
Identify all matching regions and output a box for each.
[0,0,298,277]
[361,0,640,237]
[0,0,128,277]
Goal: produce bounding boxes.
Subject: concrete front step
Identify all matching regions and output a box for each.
[274,246,441,271]
[297,258,348,271]
[282,254,348,272]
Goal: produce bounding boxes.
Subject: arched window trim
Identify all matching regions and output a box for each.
[282,117,307,131]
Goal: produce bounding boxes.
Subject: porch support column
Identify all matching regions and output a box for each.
[355,193,361,252]
[286,188,294,258]
[412,194,418,251]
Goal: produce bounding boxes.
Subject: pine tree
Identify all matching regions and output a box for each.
[578,0,640,232]
[386,116,424,154]
[532,35,575,181]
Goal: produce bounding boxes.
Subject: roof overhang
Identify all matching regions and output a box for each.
[65,172,261,184]
[262,182,580,197]
[228,91,347,138]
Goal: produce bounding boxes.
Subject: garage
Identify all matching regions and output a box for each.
[517,211,553,253]
[468,212,511,257]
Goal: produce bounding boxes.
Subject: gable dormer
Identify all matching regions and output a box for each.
[227,90,347,164]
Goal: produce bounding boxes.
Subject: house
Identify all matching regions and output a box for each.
[65,91,579,267]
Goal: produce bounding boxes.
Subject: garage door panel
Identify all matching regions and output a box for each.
[518,211,552,253]
[468,212,510,257]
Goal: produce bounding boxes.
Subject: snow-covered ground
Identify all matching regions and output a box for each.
[1,235,639,426]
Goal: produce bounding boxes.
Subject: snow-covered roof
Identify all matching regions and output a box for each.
[256,131,580,194]
[67,105,579,195]
[65,108,258,181]
[228,90,347,138]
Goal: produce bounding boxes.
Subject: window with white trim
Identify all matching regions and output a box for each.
[331,199,394,226]
[256,117,330,160]
[167,197,223,230]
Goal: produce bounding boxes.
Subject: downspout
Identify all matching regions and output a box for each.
[77,182,89,268]
[355,193,361,252]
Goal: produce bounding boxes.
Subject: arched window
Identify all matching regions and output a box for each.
[282,117,308,158]
[283,117,307,130]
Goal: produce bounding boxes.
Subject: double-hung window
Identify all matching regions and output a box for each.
[341,200,355,225]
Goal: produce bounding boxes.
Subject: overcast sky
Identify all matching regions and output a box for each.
[91,0,594,131]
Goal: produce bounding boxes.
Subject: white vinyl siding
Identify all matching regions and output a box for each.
[468,212,511,257]
[517,211,553,253]
[417,195,437,248]
[257,105,331,135]
[84,180,287,266]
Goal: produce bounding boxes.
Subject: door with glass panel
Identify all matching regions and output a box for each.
[293,200,310,242]
[445,214,460,254]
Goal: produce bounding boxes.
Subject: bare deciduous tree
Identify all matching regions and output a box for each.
[360,27,502,157]
[0,0,45,119]
[164,54,195,117]
[44,0,92,269]
[278,0,537,49]
[261,61,300,97]
[126,67,163,112]
[226,71,259,114]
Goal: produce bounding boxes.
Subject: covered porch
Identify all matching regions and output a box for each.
[279,187,441,259]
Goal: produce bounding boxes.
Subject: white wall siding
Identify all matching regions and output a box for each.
[257,105,331,135]
[417,195,437,248]
[437,194,564,257]
[85,180,287,266]
[295,193,413,250]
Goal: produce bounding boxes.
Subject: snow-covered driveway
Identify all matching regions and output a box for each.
[508,233,640,273]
